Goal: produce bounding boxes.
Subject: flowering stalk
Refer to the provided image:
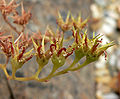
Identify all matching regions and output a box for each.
[10,37,33,79]
[32,37,51,79]
[0,0,114,82]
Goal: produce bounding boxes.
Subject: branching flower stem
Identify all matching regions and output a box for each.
[0,64,10,79]
[33,65,43,78]
[2,14,21,35]
[0,1,114,82]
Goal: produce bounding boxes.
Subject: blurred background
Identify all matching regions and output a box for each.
[0,0,120,99]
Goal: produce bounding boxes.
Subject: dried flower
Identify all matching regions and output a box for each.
[0,37,12,58]
[0,0,19,15]
[11,2,31,25]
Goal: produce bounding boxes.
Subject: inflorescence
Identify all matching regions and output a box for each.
[0,0,114,82]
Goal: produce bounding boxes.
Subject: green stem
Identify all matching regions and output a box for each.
[52,59,93,77]
[67,58,79,69]
[50,58,80,77]
[70,60,93,71]
[14,76,35,81]
[36,65,58,82]
[12,67,16,79]
[34,65,43,78]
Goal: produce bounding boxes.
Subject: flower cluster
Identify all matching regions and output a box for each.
[0,0,114,82]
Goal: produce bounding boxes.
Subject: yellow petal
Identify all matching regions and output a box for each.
[71,15,75,22]
[31,37,38,50]
[78,12,82,22]
[58,11,63,19]
[23,48,33,57]
[98,41,114,51]
[42,35,45,52]
[93,32,95,38]
[66,11,71,23]
[81,17,89,26]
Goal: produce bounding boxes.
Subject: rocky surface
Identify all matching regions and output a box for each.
[91,0,120,99]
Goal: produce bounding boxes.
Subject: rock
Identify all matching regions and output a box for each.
[95,0,108,7]
[116,48,120,70]
[104,10,119,20]
[90,4,103,18]
[117,19,120,29]
[99,23,114,35]
[91,0,120,99]
[96,90,103,99]
[64,91,74,99]
[103,93,119,99]
[104,17,117,28]
[95,56,107,69]
[109,54,117,67]
[95,68,110,77]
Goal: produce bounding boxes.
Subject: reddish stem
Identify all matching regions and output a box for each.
[25,55,33,62]
[91,43,99,54]
[75,32,78,44]
[50,44,56,54]
[65,48,75,58]
[57,47,66,56]
[37,45,42,57]
[85,35,88,47]
[2,14,21,35]
[18,47,25,60]
[10,42,14,55]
